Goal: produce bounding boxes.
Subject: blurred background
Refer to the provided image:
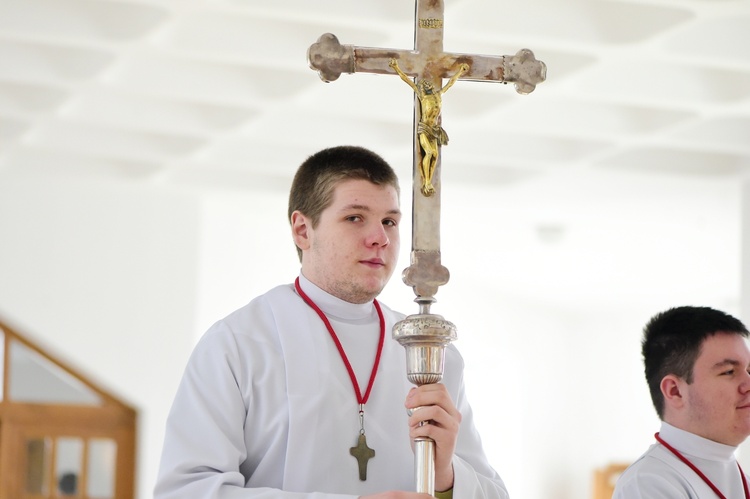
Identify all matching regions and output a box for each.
[1,0,749,497]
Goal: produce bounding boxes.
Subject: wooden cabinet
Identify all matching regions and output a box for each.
[0,320,136,499]
[592,463,629,499]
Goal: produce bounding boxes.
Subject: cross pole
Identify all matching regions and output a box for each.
[308,3,544,494]
[308,0,545,308]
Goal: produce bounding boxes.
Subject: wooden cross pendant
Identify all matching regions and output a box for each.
[350,432,375,481]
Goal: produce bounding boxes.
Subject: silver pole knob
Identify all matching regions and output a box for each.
[393,313,457,495]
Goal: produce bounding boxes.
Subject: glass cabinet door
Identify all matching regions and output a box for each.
[26,437,51,495]
[56,437,83,496]
[87,438,117,498]
[24,435,116,499]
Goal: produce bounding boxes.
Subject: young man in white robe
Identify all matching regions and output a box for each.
[613,306,750,498]
[154,145,509,499]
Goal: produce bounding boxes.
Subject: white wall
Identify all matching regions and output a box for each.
[0,173,201,499]
[740,179,750,470]
[434,176,742,498]
[192,190,300,341]
[743,178,750,342]
[0,168,745,499]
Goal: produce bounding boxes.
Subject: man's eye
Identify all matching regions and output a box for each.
[347,216,362,222]
[383,219,397,227]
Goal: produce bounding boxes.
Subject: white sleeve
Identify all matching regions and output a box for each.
[153,321,356,499]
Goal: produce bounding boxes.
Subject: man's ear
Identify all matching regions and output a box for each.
[291,211,311,251]
[661,374,686,410]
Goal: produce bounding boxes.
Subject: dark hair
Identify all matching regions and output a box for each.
[288,145,400,261]
[642,306,749,419]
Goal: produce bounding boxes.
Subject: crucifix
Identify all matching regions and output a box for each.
[308,0,545,494]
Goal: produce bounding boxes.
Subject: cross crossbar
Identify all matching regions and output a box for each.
[307,0,545,303]
[309,33,545,95]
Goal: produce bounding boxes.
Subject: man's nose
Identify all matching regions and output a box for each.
[367,224,389,247]
[740,370,750,393]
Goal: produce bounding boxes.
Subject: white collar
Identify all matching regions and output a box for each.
[296,273,376,323]
[660,421,738,462]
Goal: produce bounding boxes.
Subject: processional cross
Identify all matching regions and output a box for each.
[308,0,545,494]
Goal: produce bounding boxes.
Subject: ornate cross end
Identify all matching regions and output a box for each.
[307,33,355,83]
[402,250,450,300]
[503,48,547,95]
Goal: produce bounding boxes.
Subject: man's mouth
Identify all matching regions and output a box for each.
[361,258,385,267]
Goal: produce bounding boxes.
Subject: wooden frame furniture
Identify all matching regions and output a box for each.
[0,319,136,498]
[592,462,629,499]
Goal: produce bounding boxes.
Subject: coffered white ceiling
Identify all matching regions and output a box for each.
[1,0,749,309]
[2,0,749,189]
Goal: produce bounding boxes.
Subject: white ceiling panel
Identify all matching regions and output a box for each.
[62,88,257,135]
[0,0,168,42]
[451,0,695,44]
[0,0,748,255]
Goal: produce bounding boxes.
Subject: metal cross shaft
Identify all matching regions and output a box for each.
[309,0,545,306]
[307,1,545,495]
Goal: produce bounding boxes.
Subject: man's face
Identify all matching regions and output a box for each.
[681,333,750,446]
[293,179,401,304]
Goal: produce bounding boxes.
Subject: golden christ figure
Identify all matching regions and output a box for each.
[390,59,470,197]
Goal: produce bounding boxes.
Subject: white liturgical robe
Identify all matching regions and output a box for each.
[155,275,508,498]
[613,422,748,498]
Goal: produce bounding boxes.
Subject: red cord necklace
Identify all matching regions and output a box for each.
[655,432,750,499]
[295,277,385,481]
